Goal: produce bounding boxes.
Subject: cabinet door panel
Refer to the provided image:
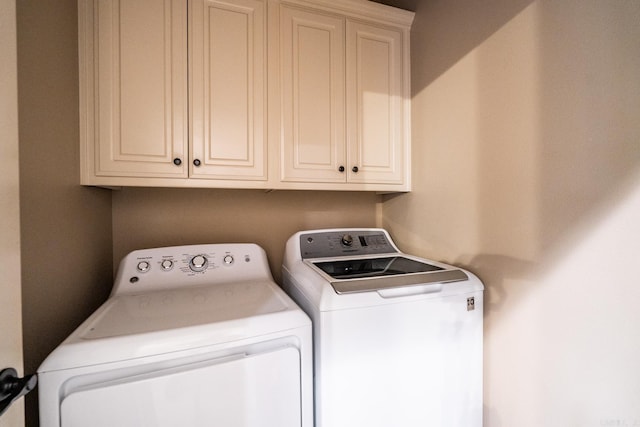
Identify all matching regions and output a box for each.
[280,6,345,182]
[347,21,404,184]
[190,0,266,180]
[91,0,188,177]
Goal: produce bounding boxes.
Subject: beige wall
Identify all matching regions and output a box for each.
[1,0,24,425]
[112,188,379,284]
[383,0,640,425]
[16,1,113,426]
[17,0,640,426]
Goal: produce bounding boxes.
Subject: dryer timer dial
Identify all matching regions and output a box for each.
[189,254,208,272]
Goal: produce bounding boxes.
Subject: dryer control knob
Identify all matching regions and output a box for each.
[189,255,208,272]
[223,255,234,265]
[341,234,354,247]
[136,261,150,273]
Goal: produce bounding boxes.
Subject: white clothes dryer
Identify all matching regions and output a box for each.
[38,243,312,427]
[282,229,484,427]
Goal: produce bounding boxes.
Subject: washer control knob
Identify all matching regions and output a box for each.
[136,261,150,273]
[223,255,234,265]
[189,254,208,272]
[161,259,174,271]
[341,234,354,247]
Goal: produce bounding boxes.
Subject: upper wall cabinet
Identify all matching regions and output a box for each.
[274,0,413,191]
[190,0,267,181]
[79,0,267,187]
[78,0,413,191]
[79,0,189,181]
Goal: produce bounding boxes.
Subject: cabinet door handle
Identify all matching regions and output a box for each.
[173,158,182,166]
[352,166,359,173]
[338,166,345,172]
[193,159,201,167]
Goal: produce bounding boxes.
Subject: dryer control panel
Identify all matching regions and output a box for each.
[111,244,273,296]
[299,229,399,259]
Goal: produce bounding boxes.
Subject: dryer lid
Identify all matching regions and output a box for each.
[38,280,310,372]
[81,280,288,339]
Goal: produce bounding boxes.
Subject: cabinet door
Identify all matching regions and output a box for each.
[81,0,188,178]
[279,6,346,183]
[190,0,267,180]
[346,21,405,185]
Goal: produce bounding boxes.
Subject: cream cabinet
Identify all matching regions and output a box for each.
[275,0,413,190]
[278,5,345,184]
[79,0,412,191]
[79,0,267,187]
[78,0,189,181]
[189,0,267,181]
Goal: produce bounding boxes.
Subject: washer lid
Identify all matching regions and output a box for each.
[310,256,468,294]
[313,256,444,279]
[81,281,288,339]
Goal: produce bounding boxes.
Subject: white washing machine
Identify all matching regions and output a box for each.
[38,243,312,427]
[282,228,484,427]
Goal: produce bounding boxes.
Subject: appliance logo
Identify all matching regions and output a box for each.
[467,297,475,311]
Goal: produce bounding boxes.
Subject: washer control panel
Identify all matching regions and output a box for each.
[300,229,399,259]
[112,243,272,296]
